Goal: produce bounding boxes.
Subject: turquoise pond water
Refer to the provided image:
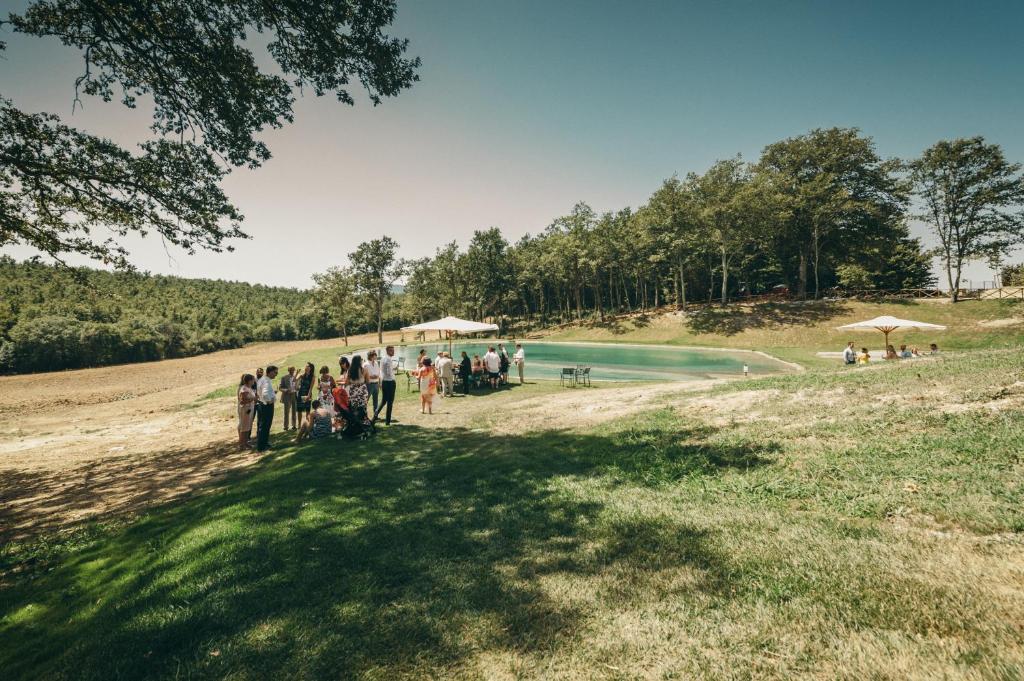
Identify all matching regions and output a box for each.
[344,342,791,382]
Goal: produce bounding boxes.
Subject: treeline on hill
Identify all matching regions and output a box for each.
[7,128,1021,374]
[401,128,936,328]
[0,258,402,374]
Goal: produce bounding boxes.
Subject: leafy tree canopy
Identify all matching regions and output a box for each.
[1,0,419,268]
[910,137,1024,301]
[349,236,405,343]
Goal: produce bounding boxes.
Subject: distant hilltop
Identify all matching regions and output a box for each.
[0,258,407,374]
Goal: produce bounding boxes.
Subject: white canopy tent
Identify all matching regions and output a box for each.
[836,315,947,349]
[401,316,499,355]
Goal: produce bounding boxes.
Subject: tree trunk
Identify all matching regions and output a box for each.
[678,262,687,311]
[342,322,348,346]
[376,297,384,343]
[798,251,808,299]
[720,248,729,305]
[949,258,962,303]
[812,228,820,300]
[673,264,680,309]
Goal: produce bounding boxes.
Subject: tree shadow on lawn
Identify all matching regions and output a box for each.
[0,442,263,544]
[686,300,851,336]
[585,312,654,336]
[1,422,778,680]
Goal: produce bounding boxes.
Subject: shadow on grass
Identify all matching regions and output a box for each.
[0,442,263,544]
[1,420,777,679]
[686,300,851,336]
[583,312,653,336]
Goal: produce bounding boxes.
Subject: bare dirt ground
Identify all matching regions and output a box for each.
[0,332,405,541]
[485,380,721,435]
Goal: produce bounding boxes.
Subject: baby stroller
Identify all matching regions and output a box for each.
[339,383,375,440]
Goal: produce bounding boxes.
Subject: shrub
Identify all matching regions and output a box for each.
[1001,263,1024,287]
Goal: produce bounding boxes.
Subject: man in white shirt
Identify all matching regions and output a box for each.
[374,346,398,425]
[842,341,857,365]
[255,365,278,451]
[513,343,525,384]
[483,346,501,389]
[437,352,455,397]
[365,350,382,414]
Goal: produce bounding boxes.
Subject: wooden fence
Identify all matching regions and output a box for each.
[978,287,1024,300]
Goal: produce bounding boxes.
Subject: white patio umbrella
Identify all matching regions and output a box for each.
[401,315,499,355]
[836,315,947,349]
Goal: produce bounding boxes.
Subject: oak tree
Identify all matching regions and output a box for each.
[910,137,1024,301]
[1,0,419,268]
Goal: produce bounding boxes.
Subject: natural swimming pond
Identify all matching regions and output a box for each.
[348,341,792,382]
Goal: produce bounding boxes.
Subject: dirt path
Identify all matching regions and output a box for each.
[484,380,722,435]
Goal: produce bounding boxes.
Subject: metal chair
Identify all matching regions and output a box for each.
[577,366,592,387]
[560,367,576,387]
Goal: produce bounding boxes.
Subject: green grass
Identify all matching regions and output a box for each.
[181,384,240,411]
[2,351,1023,679]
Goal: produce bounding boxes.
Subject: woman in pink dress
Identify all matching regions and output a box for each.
[414,357,438,415]
[237,374,256,450]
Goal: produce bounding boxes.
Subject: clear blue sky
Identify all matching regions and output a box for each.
[2,0,1022,287]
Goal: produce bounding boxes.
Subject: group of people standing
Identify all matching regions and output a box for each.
[236,346,401,451]
[237,343,527,448]
[410,343,525,415]
[235,365,280,451]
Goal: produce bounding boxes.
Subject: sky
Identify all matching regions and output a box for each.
[2,0,1023,288]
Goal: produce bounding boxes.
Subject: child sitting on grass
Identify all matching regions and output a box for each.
[295,399,333,442]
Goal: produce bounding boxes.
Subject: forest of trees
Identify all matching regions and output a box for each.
[402,128,939,328]
[5,127,1023,374]
[0,258,403,373]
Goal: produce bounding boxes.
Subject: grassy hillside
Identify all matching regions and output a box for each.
[544,299,1024,365]
[2,350,1022,679]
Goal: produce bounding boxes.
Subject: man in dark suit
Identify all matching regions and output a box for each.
[374,346,398,425]
[459,351,472,394]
